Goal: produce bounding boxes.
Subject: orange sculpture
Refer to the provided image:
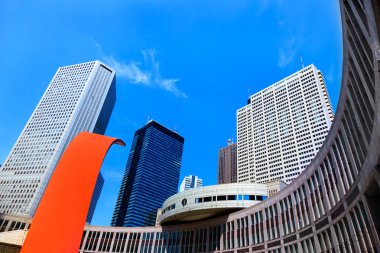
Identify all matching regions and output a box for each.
[20,132,125,253]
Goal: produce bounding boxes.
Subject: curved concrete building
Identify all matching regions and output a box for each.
[160,183,268,225]
[1,0,380,252]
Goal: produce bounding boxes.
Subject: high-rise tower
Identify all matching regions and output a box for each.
[218,140,237,184]
[237,64,334,183]
[86,173,104,224]
[0,61,116,216]
[179,175,202,192]
[111,120,184,227]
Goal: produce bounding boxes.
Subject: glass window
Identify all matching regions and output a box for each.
[204,197,212,202]
[217,195,227,201]
[228,195,236,200]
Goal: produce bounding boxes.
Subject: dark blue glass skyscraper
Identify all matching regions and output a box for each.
[87,172,104,224]
[111,120,184,227]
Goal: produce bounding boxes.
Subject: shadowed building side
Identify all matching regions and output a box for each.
[218,141,237,184]
[111,120,184,227]
[86,173,104,224]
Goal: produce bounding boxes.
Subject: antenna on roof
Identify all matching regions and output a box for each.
[147,115,150,123]
[300,55,305,69]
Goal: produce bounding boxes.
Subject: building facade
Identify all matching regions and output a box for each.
[87,172,104,224]
[0,61,116,217]
[237,64,334,184]
[179,175,202,192]
[79,0,379,249]
[1,0,380,252]
[111,120,184,227]
[218,140,237,184]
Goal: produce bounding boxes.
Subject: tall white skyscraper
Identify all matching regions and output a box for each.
[0,61,116,216]
[179,175,202,192]
[237,64,334,184]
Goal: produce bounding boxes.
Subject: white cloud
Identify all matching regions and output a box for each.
[113,113,138,128]
[105,57,150,85]
[278,37,297,68]
[96,44,187,99]
[324,65,335,82]
[102,168,124,182]
[145,49,188,99]
[256,0,271,15]
[257,0,283,16]
[160,79,187,98]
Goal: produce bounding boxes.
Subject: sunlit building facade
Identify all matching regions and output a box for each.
[0,61,116,216]
[237,64,334,183]
[179,175,202,192]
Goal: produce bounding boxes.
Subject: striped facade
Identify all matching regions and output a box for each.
[0,0,380,252]
[0,61,116,217]
[237,65,334,184]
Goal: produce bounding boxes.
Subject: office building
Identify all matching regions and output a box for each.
[1,0,380,251]
[237,64,334,183]
[179,175,202,192]
[218,139,237,184]
[0,61,116,216]
[111,120,184,227]
[86,173,104,224]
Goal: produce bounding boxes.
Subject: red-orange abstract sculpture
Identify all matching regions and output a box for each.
[20,132,125,253]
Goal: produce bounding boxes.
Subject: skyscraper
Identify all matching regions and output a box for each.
[86,173,104,224]
[111,120,184,227]
[0,61,116,216]
[218,140,237,184]
[237,64,334,183]
[179,175,202,192]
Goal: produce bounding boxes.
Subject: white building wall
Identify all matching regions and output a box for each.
[237,65,334,184]
[179,175,202,192]
[0,61,115,216]
[161,183,268,224]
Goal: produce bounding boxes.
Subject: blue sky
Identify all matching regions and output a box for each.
[0,0,342,225]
